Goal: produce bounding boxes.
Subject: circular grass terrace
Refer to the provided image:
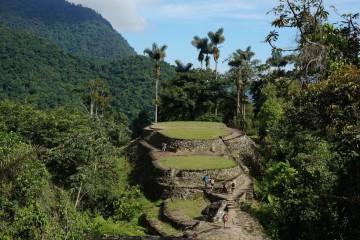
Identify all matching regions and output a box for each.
[151,121,231,140]
[158,155,237,170]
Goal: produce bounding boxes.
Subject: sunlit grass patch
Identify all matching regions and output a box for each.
[167,197,210,219]
[158,155,237,170]
[153,121,230,139]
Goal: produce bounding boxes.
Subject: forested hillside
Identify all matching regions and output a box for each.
[0,0,136,60]
[0,100,153,238]
[0,22,176,120]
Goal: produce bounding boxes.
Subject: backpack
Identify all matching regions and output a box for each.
[223,214,228,221]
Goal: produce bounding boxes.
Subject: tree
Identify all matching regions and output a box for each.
[160,69,232,121]
[143,42,168,123]
[265,0,360,84]
[253,65,360,239]
[191,36,206,69]
[208,28,225,79]
[191,36,213,70]
[227,46,258,130]
[174,59,193,73]
[73,79,110,116]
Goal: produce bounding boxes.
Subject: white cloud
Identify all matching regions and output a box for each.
[67,0,151,32]
[67,0,360,34]
[66,0,276,33]
[142,0,273,21]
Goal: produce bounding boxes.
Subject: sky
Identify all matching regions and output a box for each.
[66,0,360,73]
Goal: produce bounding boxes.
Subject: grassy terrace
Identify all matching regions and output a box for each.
[167,197,210,220]
[152,121,231,140]
[158,155,237,170]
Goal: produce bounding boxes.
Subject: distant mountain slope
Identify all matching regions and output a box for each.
[0,21,98,108]
[0,0,136,60]
[0,22,176,120]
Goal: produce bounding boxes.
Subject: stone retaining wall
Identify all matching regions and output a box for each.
[160,184,204,199]
[146,131,228,154]
[138,141,245,198]
[224,135,265,176]
[175,165,241,185]
[128,126,264,199]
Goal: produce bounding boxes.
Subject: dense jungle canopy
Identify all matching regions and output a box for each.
[0,0,359,239]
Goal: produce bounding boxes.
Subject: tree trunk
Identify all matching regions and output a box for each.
[215,60,218,80]
[155,78,158,123]
[90,100,94,116]
[155,64,160,123]
[74,181,83,209]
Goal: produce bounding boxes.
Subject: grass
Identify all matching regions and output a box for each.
[158,155,237,170]
[152,121,231,140]
[146,206,183,236]
[167,197,210,219]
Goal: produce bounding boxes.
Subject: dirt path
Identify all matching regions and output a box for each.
[184,173,267,240]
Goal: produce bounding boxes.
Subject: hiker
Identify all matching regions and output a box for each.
[161,142,167,152]
[222,212,229,228]
[231,180,236,193]
[210,178,215,190]
[203,174,210,188]
[221,182,228,194]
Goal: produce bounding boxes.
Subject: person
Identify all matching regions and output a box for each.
[161,142,167,152]
[221,182,228,194]
[231,180,236,193]
[203,174,209,188]
[210,178,215,190]
[222,212,229,228]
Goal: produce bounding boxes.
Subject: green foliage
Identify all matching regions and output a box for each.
[253,65,359,239]
[0,100,148,238]
[0,23,175,121]
[92,215,145,238]
[131,110,152,139]
[160,70,233,121]
[0,147,93,239]
[266,0,360,83]
[114,187,145,223]
[0,0,136,61]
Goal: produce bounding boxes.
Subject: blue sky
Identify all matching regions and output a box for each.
[67,0,360,73]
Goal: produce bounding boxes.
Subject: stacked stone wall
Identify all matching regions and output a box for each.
[146,132,228,154]
[224,135,265,176]
[175,165,241,185]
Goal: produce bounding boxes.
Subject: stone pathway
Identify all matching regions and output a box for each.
[184,174,267,240]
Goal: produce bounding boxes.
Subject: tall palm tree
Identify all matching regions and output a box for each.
[203,40,213,70]
[208,28,225,79]
[191,36,209,69]
[228,46,255,130]
[174,59,193,73]
[144,42,167,123]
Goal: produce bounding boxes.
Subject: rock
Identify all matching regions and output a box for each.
[201,200,227,222]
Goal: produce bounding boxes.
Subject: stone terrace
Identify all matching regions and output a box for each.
[126,122,267,240]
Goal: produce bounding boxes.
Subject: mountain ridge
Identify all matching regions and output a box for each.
[0,0,136,61]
